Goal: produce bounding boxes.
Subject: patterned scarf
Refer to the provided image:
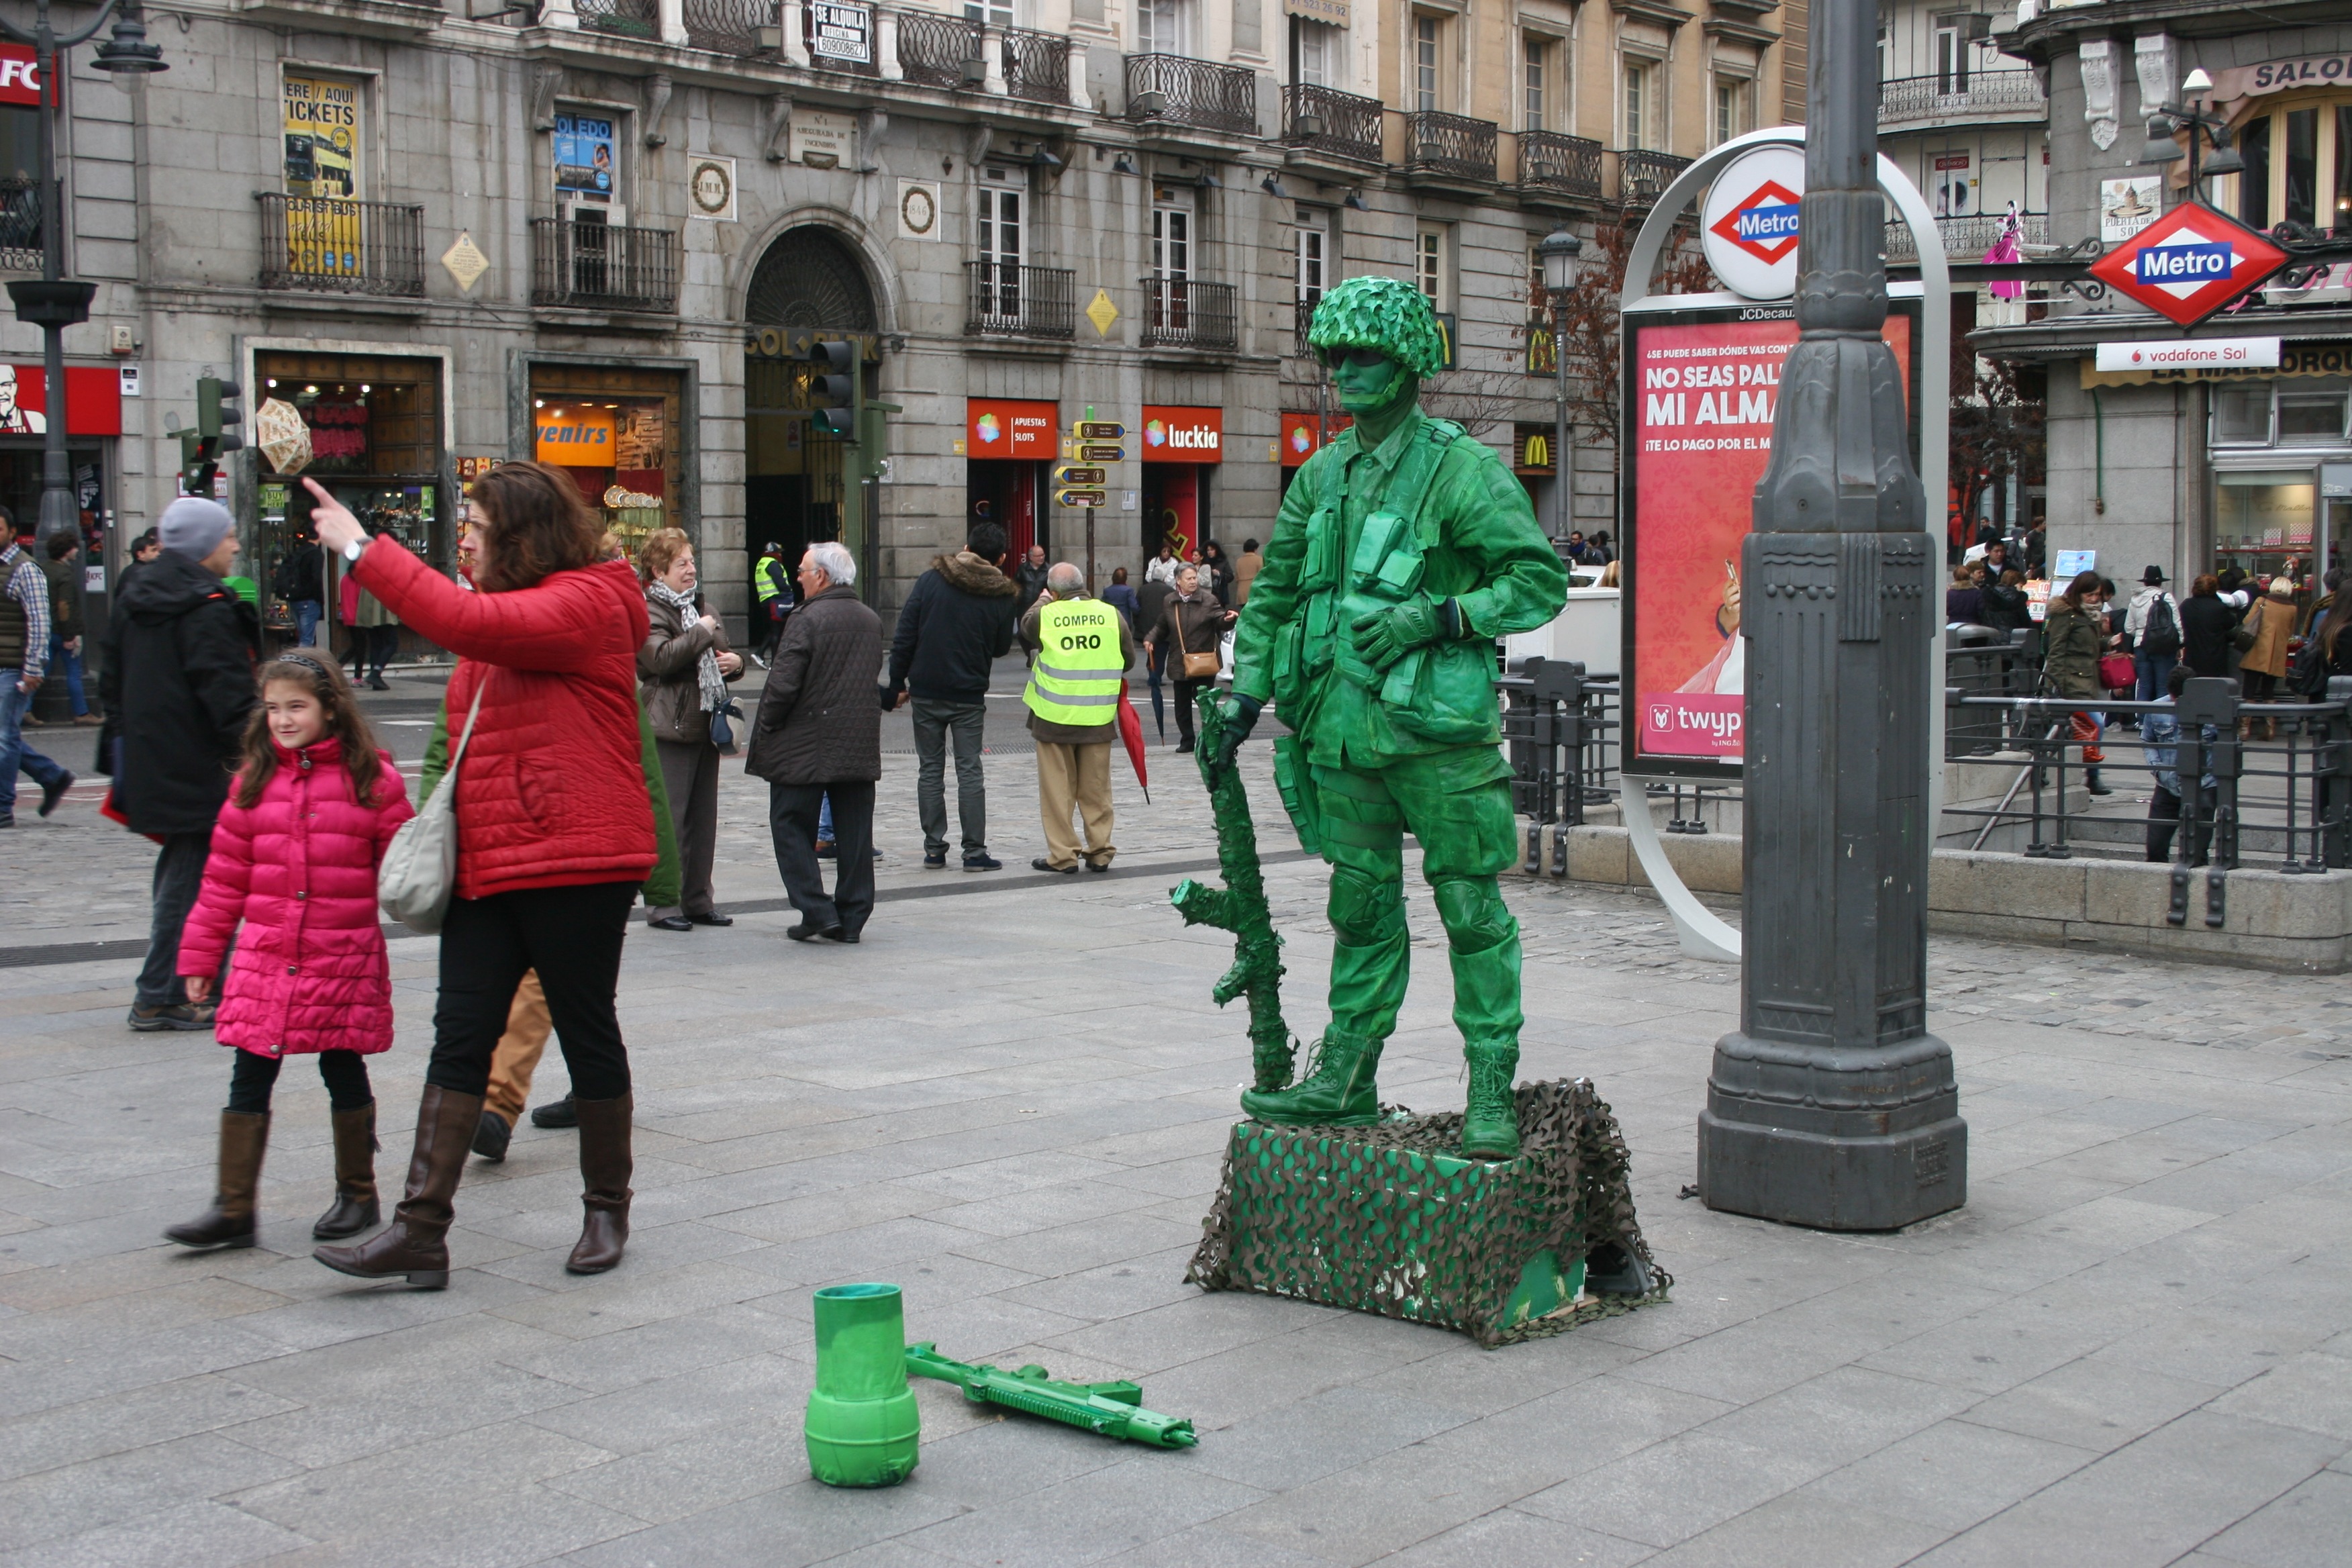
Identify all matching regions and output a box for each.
[645,580,726,714]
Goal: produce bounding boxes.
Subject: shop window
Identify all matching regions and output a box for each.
[2212,385,2274,446]
[2215,472,2316,580]
[529,365,685,558]
[2277,382,2350,444]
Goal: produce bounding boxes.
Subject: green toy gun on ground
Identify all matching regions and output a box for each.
[904,1343,1198,1449]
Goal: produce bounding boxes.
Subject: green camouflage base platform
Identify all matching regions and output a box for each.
[1185,1078,1670,1348]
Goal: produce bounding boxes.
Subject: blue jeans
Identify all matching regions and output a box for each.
[2135,648,2177,705]
[1,679,68,817]
[818,792,834,844]
[292,599,322,648]
[45,635,87,716]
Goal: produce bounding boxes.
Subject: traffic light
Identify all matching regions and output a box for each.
[803,340,856,438]
[170,376,244,494]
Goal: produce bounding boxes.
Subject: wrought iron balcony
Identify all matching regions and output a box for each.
[1616,148,1693,205]
[1282,84,1383,163]
[1883,211,2048,264]
[1126,54,1257,137]
[257,194,426,297]
[576,0,660,40]
[1293,293,1316,358]
[1879,70,2046,128]
[965,260,1075,338]
[1520,131,1604,201]
[895,9,983,87]
[531,217,681,313]
[682,0,771,55]
[1001,27,1071,105]
[0,178,40,273]
[1140,276,1238,352]
[1406,111,1498,183]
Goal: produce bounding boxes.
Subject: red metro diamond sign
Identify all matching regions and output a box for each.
[2088,202,2288,328]
[1710,180,1803,266]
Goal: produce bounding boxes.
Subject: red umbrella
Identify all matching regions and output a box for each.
[1117,681,1150,802]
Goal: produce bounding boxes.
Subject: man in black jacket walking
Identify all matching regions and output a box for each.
[887,521,1016,871]
[101,498,259,1030]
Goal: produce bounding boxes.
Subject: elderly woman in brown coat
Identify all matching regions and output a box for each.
[1141,562,1235,754]
[638,528,744,931]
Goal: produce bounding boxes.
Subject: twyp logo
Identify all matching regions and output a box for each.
[1708,181,1802,266]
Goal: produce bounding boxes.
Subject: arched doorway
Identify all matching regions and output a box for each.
[744,226,881,616]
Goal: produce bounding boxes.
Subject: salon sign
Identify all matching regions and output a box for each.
[2210,53,2352,113]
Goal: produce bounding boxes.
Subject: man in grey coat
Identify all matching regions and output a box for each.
[746,542,882,944]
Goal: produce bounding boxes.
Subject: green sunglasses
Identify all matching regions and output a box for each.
[1318,345,1392,370]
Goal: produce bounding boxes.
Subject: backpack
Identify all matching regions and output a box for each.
[2142,593,2182,657]
[2291,628,2333,699]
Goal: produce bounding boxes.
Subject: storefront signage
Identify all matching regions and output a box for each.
[534,405,616,465]
[2094,337,2282,373]
[0,45,40,107]
[1279,411,1351,467]
[808,2,873,64]
[554,111,616,204]
[1516,426,1554,473]
[1620,299,1915,779]
[2210,53,2352,116]
[1140,405,1222,463]
[2083,339,2352,386]
[1701,144,1806,302]
[0,364,123,436]
[2087,202,2288,327]
[966,398,1057,460]
[1933,154,1971,171]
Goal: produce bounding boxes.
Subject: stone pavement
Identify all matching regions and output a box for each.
[3,732,2350,1565]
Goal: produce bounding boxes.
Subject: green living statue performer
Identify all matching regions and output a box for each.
[1210,275,1568,1160]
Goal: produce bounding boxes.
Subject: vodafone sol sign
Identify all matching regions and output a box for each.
[1140,404,1222,463]
[2094,337,2282,373]
[0,46,39,107]
[1701,144,1806,301]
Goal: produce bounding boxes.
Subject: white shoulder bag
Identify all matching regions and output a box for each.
[377,681,485,936]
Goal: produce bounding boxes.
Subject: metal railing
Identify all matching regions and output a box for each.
[1502,658,1621,873]
[576,0,660,37]
[1292,294,1317,358]
[1406,111,1498,182]
[1139,276,1238,351]
[1520,131,1604,201]
[1879,70,2047,127]
[257,194,427,297]
[1001,26,1069,104]
[0,178,40,272]
[1126,54,1258,136]
[1885,211,2049,264]
[964,260,1075,338]
[1282,83,1383,162]
[895,9,982,87]
[682,0,773,54]
[530,217,681,312]
[1616,148,1693,204]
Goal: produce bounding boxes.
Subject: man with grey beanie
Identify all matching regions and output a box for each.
[99,497,259,1030]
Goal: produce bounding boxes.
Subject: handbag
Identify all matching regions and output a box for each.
[709,696,742,752]
[377,681,485,936]
[2098,652,2137,691]
[1175,601,1221,681]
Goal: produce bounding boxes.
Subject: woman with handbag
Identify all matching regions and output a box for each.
[636,528,744,932]
[1144,563,1235,754]
[303,461,659,1288]
[2043,570,2118,796]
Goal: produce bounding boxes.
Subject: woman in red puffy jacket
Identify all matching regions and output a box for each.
[164,654,413,1253]
[305,461,658,1289]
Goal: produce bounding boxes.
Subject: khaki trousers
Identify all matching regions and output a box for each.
[483,970,552,1128]
[1036,739,1115,870]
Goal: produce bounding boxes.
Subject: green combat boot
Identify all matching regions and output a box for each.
[1240,1030,1383,1128]
[1461,1042,1522,1160]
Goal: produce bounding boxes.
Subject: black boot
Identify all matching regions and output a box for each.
[2086,766,2113,796]
[165,1111,268,1248]
[313,1101,381,1240]
[530,1094,579,1129]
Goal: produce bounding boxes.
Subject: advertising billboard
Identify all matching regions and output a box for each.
[554,111,617,204]
[281,74,361,281]
[1620,291,1920,781]
[1140,405,1223,462]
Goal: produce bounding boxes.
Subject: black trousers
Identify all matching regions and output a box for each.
[138,831,217,1008]
[1173,677,1208,744]
[228,1048,372,1114]
[769,780,875,936]
[424,881,637,1102]
[2147,783,2217,866]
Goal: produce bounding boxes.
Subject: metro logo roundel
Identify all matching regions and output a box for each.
[1711,181,1802,266]
[1699,144,1807,302]
[2087,201,2288,328]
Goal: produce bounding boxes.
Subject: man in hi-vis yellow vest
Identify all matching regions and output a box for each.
[1019,562,1135,873]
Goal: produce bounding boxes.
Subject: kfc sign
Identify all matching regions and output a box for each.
[0,47,39,109]
[1140,404,1223,464]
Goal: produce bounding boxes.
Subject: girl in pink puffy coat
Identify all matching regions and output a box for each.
[164,654,413,1252]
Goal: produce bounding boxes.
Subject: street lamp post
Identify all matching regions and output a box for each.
[1696,0,1967,1229]
[1538,227,1581,543]
[0,0,163,714]
[2136,69,2245,207]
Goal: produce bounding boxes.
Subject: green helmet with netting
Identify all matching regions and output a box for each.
[1307,276,1447,380]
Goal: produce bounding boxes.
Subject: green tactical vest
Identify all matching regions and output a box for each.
[1023,596,1124,727]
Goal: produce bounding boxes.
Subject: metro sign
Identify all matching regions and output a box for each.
[1709,180,1802,266]
[2088,201,2288,328]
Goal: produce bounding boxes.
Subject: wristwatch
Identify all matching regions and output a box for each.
[341,536,364,565]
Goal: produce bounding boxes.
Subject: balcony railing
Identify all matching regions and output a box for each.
[1884,211,2049,264]
[1406,111,1498,182]
[1616,148,1693,205]
[1520,130,1604,201]
[1001,27,1070,105]
[965,260,1075,338]
[682,0,771,55]
[1140,276,1238,352]
[257,194,426,297]
[1879,70,2047,127]
[895,9,981,87]
[1283,84,1383,163]
[1126,54,1258,136]
[576,0,660,39]
[0,178,40,272]
[530,217,681,313]
[1293,293,1316,358]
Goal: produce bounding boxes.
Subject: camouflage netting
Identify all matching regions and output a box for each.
[1306,275,1449,380]
[1185,1079,1671,1347]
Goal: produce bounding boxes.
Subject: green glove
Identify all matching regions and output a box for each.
[1208,693,1261,786]
[1349,595,1462,672]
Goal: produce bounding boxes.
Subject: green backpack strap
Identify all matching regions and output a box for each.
[1381,418,1465,548]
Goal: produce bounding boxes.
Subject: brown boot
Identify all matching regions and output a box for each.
[164,1111,268,1248]
[312,1101,381,1240]
[312,1085,479,1288]
[567,1093,634,1275]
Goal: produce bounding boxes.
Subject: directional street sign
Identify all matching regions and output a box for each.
[1076,421,1126,440]
[2087,202,2288,328]
[1057,489,1108,507]
[1055,464,1108,486]
[1078,444,1125,463]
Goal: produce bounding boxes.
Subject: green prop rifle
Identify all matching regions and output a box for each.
[903,1344,1199,1449]
[1169,689,1297,1093]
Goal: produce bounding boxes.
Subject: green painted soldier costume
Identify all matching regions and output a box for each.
[1212,277,1568,1159]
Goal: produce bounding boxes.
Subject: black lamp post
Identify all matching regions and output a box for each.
[2137,68,2245,207]
[1537,227,1581,542]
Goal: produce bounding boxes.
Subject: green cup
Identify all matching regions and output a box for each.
[803,1283,921,1487]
